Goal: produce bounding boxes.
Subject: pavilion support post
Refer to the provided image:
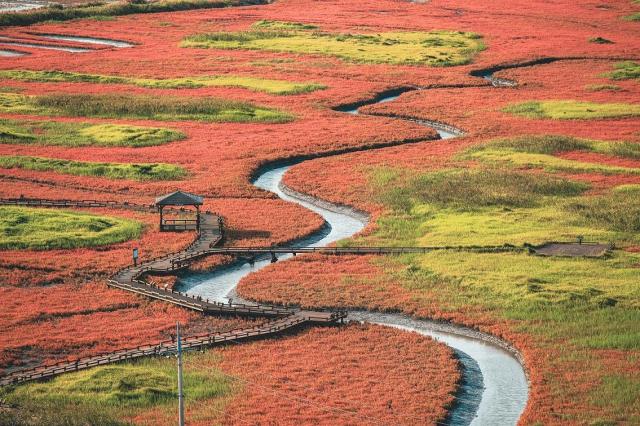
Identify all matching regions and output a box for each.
[196,205,201,232]
[159,206,164,232]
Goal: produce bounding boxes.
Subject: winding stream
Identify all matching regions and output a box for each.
[180,103,528,423]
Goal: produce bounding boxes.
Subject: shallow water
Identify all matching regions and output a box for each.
[0,49,27,57]
[342,92,462,139]
[0,1,47,12]
[351,312,528,425]
[179,164,365,302]
[0,36,90,53]
[35,34,134,48]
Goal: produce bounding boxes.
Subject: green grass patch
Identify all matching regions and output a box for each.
[0,118,184,147]
[358,140,640,422]
[0,206,141,250]
[376,168,587,212]
[503,100,640,120]
[464,149,640,175]
[461,135,640,175]
[0,355,234,425]
[605,61,640,81]
[467,135,640,159]
[182,20,485,67]
[585,84,622,92]
[624,12,640,21]
[252,19,319,31]
[591,375,640,408]
[0,156,187,181]
[589,37,614,44]
[567,190,640,233]
[0,0,251,27]
[0,69,325,95]
[0,92,292,123]
[362,165,640,305]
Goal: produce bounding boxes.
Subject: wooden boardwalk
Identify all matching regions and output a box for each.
[0,312,340,386]
[0,197,346,386]
[206,245,524,256]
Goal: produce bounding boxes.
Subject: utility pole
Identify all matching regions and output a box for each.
[177,322,185,426]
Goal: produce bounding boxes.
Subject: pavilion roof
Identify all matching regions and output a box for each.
[155,191,204,206]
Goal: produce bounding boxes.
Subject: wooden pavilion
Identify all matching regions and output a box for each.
[155,191,204,232]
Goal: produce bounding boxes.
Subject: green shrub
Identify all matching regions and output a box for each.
[589,37,614,44]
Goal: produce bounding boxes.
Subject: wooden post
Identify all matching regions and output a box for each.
[176,322,185,426]
[159,206,164,231]
[196,205,200,232]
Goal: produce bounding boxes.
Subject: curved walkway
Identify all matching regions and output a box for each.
[0,197,345,386]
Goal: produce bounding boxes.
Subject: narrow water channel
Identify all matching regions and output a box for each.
[180,154,528,425]
[179,69,528,424]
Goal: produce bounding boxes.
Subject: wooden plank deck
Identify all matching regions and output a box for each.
[0,312,343,386]
[204,245,524,256]
[0,197,347,386]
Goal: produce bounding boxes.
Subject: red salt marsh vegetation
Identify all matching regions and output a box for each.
[214,324,459,426]
[0,0,639,424]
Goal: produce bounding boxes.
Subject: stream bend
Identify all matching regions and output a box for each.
[182,162,529,425]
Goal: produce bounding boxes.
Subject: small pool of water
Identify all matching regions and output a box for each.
[0,36,91,53]
[0,1,47,12]
[35,34,134,48]
[0,49,27,57]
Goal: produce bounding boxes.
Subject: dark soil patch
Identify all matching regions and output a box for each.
[533,242,611,258]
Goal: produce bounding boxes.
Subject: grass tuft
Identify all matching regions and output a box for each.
[0,69,325,95]
[182,22,485,67]
[585,84,622,92]
[0,206,141,250]
[567,190,640,233]
[0,118,184,147]
[0,155,187,181]
[606,61,640,81]
[503,100,640,120]
[623,12,640,21]
[0,355,232,424]
[0,92,292,123]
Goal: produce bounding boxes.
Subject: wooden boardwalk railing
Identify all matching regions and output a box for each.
[0,311,346,386]
[205,245,524,256]
[0,196,347,387]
